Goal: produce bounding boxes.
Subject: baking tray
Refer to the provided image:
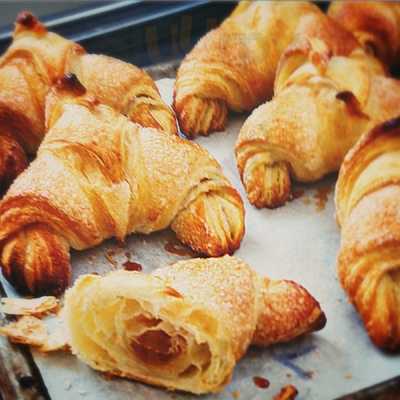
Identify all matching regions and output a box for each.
[0,0,235,67]
[1,78,399,400]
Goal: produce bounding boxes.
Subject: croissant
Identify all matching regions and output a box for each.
[328,1,400,69]
[335,117,400,351]
[173,1,321,137]
[236,13,400,209]
[69,54,177,135]
[0,75,244,295]
[64,256,326,394]
[0,12,176,193]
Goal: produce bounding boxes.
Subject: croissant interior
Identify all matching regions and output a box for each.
[65,273,233,394]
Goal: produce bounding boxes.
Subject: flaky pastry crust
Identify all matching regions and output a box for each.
[236,13,400,209]
[335,117,400,350]
[328,1,400,69]
[0,12,176,192]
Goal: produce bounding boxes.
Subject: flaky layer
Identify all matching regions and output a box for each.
[235,12,400,209]
[69,54,177,135]
[174,1,321,137]
[336,117,400,350]
[328,1,400,68]
[0,12,82,190]
[64,256,325,394]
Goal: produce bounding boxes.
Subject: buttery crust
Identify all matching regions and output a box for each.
[0,12,176,192]
[235,13,400,209]
[0,12,82,192]
[0,76,244,295]
[173,1,321,137]
[69,54,177,135]
[64,256,325,394]
[335,117,400,350]
[328,1,400,68]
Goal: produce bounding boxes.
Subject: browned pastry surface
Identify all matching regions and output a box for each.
[173,1,321,137]
[335,117,400,350]
[0,75,244,295]
[236,12,400,209]
[0,12,176,193]
[328,1,400,69]
[64,256,325,394]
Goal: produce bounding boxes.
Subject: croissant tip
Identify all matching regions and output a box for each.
[55,73,87,96]
[310,311,327,332]
[15,11,46,35]
[16,11,37,28]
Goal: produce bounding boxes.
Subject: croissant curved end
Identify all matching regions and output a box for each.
[242,157,292,209]
[0,134,28,194]
[0,224,71,295]
[173,94,228,138]
[171,188,245,256]
[253,279,326,346]
[338,251,400,351]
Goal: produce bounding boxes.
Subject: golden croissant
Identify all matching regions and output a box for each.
[335,117,400,351]
[64,256,326,394]
[0,75,244,295]
[0,12,176,193]
[173,1,321,137]
[328,1,400,69]
[236,13,400,209]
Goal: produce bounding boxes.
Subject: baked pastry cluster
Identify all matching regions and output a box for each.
[236,14,400,209]
[0,1,399,396]
[0,11,176,193]
[0,74,244,295]
[174,0,400,352]
[174,1,321,137]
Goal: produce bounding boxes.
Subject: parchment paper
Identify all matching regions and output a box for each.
[2,79,398,400]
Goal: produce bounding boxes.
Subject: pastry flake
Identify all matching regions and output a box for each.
[0,296,59,317]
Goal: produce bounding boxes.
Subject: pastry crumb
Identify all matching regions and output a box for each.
[232,390,240,399]
[64,380,72,390]
[105,250,117,268]
[273,384,298,400]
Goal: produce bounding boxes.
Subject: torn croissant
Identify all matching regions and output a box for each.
[0,75,244,295]
[335,116,400,351]
[64,256,326,394]
[0,11,176,192]
[173,1,321,137]
[236,13,400,209]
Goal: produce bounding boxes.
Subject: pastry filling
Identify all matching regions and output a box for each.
[132,330,187,365]
[126,308,212,380]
